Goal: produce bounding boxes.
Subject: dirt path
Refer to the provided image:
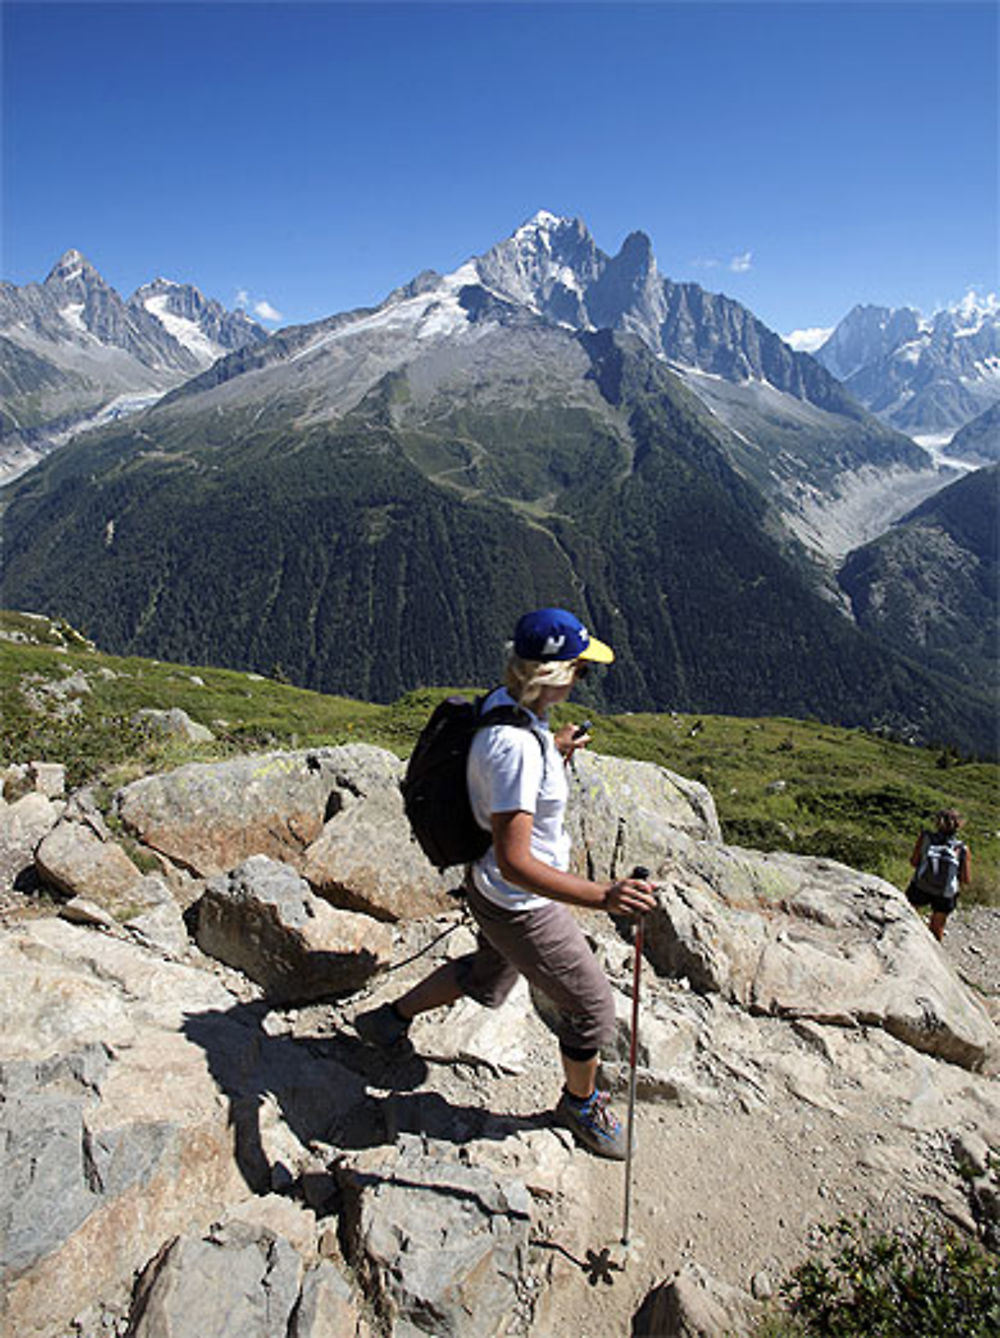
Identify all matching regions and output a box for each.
[334,902,999,1336]
[535,903,1000,1335]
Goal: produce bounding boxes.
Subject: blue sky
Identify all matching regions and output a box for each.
[3,1,997,341]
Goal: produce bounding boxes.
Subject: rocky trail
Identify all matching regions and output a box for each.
[1,747,997,1337]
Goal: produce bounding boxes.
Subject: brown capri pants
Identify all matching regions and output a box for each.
[454,881,616,1059]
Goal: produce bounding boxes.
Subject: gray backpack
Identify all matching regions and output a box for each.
[912,832,964,899]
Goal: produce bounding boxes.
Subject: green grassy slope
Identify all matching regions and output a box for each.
[3,612,995,906]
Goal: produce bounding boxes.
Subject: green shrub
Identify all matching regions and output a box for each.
[723,817,797,852]
[1,709,148,792]
[762,1216,1000,1336]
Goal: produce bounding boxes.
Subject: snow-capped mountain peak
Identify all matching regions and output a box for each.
[814,291,1000,436]
[514,208,567,239]
[947,288,999,334]
[45,249,106,289]
[0,252,271,484]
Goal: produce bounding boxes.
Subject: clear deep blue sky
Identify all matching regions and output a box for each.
[3,1,997,339]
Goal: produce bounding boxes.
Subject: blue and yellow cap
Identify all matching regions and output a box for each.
[513,607,614,664]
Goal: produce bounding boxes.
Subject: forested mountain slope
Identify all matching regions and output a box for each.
[2,323,993,753]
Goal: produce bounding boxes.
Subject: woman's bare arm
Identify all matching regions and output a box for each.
[491,810,656,916]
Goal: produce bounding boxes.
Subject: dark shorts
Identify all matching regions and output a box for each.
[906,880,958,916]
[453,882,616,1056]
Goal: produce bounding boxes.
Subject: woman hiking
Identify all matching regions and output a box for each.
[905,807,971,942]
[354,607,657,1159]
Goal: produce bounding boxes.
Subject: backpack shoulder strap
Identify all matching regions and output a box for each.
[474,693,546,764]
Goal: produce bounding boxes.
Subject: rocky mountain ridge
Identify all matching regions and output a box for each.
[0,250,267,481]
[1,728,997,1337]
[814,293,1000,441]
[166,210,938,557]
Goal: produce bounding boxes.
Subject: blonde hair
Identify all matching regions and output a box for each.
[934,808,963,835]
[503,648,576,712]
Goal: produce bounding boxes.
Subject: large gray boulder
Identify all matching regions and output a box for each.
[299,745,457,920]
[0,791,63,890]
[564,751,721,880]
[0,916,369,1337]
[642,839,998,1071]
[0,920,248,1338]
[125,1196,362,1338]
[115,748,348,877]
[132,706,215,744]
[634,1262,760,1336]
[128,1221,304,1338]
[113,743,722,923]
[115,746,456,923]
[196,855,392,1002]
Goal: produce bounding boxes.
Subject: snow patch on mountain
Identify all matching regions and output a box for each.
[58,304,89,336]
[142,293,224,363]
[288,262,488,366]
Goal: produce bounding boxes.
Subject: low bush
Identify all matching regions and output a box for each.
[761,1216,1000,1336]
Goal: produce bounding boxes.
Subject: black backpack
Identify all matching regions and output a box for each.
[401,692,543,872]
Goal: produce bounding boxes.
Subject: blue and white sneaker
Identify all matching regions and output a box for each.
[555,1088,627,1160]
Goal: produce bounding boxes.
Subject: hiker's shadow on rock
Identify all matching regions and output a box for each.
[182,1003,552,1197]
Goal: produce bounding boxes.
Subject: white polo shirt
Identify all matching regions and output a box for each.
[467,687,570,911]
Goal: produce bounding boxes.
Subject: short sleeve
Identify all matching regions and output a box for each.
[474,725,545,817]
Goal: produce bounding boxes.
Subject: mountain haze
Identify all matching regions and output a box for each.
[1,215,994,752]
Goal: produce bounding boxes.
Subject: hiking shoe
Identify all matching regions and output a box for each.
[354,1002,412,1051]
[555,1088,627,1160]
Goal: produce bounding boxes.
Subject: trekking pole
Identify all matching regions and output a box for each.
[621,864,650,1251]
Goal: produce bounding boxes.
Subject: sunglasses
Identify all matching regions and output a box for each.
[573,661,590,680]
